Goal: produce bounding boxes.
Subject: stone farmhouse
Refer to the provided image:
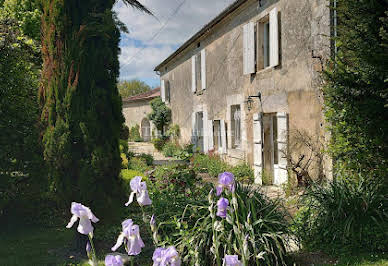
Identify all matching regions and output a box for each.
[154,0,333,185]
[122,87,160,142]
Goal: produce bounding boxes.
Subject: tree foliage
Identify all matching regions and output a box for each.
[39,0,150,215]
[0,3,44,215]
[118,79,151,98]
[148,97,171,135]
[0,0,41,41]
[324,0,388,179]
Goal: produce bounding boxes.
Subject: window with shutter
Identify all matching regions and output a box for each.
[201,49,206,90]
[243,22,255,75]
[191,55,196,93]
[161,80,165,102]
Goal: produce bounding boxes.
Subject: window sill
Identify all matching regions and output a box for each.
[256,66,274,75]
[227,148,245,160]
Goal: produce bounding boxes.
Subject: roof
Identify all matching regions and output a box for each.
[122,87,160,103]
[154,0,249,71]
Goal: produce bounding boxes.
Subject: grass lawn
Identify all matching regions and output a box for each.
[0,223,386,266]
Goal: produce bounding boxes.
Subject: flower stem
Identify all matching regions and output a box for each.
[88,233,97,264]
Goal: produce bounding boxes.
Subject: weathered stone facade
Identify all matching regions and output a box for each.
[155,0,332,185]
[122,88,160,142]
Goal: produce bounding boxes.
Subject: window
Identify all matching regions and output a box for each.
[263,21,270,68]
[195,53,201,91]
[165,80,170,103]
[231,105,241,148]
[192,49,206,92]
[256,8,279,71]
[213,120,222,151]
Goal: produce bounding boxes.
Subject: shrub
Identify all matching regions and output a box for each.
[162,142,180,157]
[119,139,129,155]
[151,164,199,193]
[152,137,167,151]
[120,153,128,169]
[231,163,254,183]
[137,153,154,166]
[160,182,290,265]
[120,124,129,140]
[129,124,142,142]
[129,157,150,173]
[192,154,230,177]
[293,177,388,254]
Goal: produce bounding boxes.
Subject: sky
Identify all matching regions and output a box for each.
[114,0,236,87]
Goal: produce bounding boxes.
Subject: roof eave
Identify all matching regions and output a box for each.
[154,0,248,72]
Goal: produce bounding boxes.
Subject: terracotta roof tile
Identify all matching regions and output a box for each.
[122,87,160,103]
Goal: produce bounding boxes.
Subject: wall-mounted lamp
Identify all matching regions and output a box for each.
[246,92,262,111]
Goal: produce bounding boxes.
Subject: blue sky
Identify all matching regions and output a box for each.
[114,0,235,87]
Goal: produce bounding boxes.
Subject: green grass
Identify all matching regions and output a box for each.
[0,225,75,266]
[332,253,388,266]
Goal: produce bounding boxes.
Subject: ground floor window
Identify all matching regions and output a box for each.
[231,105,241,148]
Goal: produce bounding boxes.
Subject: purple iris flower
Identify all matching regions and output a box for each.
[152,246,181,266]
[66,202,99,235]
[111,219,145,256]
[216,197,229,218]
[105,255,124,266]
[223,255,242,266]
[125,176,152,206]
[216,172,235,196]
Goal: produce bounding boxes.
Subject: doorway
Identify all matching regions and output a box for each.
[262,113,278,184]
[141,118,151,142]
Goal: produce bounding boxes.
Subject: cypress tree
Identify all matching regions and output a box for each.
[324,0,388,179]
[39,0,151,215]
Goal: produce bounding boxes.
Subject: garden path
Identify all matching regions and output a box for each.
[128,142,186,165]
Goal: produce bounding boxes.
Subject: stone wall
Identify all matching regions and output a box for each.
[158,0,332,181]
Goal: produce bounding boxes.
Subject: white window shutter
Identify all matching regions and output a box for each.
[253,114,263,185]
[201,49,206,90]
[274,112,288,185]
[191,112,197,147]
[208,120,214,151]
[220,119,227,154]
[203,111,209,153]
[161,80,165,102]
[270,7,279,67]
[243,22,255,75]
[191,55,196,93]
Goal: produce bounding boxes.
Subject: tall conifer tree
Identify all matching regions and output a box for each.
[39,0,150,213]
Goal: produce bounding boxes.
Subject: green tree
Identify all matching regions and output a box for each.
[39,0,151,215]
[118,79,151,98]
[0,19,42,213]
[148,97,171,136]
[324,0,388,179]
[0,0,41,41]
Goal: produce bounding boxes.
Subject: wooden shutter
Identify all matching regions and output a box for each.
[208,120,214,151]
[191,55,196,93]
[253,113,263,185]
[201,49,206,90]
[161,80,165,102]
[191,112,197,148]
[220,119,227,154]
[269,8,279,67]
[203,111,209,152]
[274,112,288,185]
[243,22,255,75]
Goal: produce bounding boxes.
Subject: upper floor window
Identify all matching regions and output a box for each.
[161,80,170,103]
[243,7,279,74]
[192,49,206,93]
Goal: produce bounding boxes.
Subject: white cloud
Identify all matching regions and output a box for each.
[115,0,236,84]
